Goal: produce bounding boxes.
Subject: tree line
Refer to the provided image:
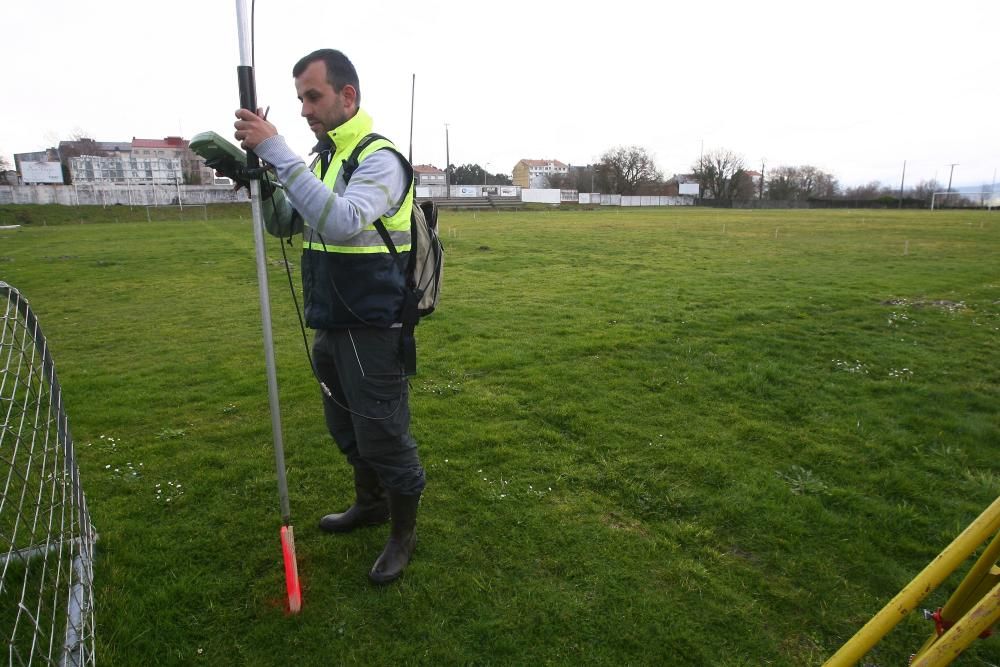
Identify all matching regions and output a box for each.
[4,142,986,207]
[454,145,983,207]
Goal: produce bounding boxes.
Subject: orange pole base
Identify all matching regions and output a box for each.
[280,525,302,613]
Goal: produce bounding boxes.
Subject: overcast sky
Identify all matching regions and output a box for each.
[3,0,998,189]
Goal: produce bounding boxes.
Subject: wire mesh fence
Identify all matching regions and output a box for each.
[1,282,96,666]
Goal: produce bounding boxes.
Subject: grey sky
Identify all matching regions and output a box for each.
[3,0,998,189]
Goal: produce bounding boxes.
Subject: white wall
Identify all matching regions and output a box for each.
[0,184,246,206]
[521,188,561,204]
[621,196,693,207]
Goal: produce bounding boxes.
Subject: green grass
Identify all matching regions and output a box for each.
[1,205,998,665]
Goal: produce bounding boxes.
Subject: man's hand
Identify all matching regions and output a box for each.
[233,108,276,151]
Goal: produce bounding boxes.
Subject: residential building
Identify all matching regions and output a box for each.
[58,139,131,158]
[15,136,214,186]
[69,154,183,185]
[413,164,446,187]
[512,159,568,188]
[133,137,215,184]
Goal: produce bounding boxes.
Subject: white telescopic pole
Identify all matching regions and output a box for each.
[234,0,301,613]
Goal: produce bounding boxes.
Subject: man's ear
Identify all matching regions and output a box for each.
[340,84,358,110]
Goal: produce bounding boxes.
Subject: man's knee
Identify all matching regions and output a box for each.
[366,451,425,496]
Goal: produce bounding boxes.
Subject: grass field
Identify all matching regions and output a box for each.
[1,205,997,666]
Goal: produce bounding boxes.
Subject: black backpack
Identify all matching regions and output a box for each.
[342,133,444,374]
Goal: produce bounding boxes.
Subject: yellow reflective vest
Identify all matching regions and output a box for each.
[300,110,414,328]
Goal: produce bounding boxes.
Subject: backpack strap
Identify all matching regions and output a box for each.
[341,133,387,183]
[342,132,421,376]
[341,132,414,268]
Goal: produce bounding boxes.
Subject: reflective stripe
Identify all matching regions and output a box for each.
[307,228,410,248]
[315,137,412,236]
[304,241,412,254]
[304,228,412,253]
[307,132,414,255]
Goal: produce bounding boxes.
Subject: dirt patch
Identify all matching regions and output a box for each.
[601,512,650,537]
[880,298,966,312]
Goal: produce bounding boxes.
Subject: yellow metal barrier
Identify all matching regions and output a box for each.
[823,496,1000,666]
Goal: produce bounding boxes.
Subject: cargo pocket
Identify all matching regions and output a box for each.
[357,374,408,437]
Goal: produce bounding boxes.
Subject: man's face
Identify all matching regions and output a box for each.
[295,60,352,140]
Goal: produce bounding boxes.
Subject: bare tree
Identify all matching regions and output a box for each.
[796,166,837,199]
[765,165,838,200]
[564,166,597,193]
[56,133,107,184]
[0,154,10,185]
[909,179,941,205]
[597,145,662,195]
[545,172,573,189]
[693,149,746,202]
[842,181,892,200]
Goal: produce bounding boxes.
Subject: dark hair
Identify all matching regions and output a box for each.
[293,49,361,106]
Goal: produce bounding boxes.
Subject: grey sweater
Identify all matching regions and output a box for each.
[254,133,408,241]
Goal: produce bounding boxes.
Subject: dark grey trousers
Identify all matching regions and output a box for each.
[312,327,426,496]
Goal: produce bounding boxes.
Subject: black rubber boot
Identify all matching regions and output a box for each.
[368,492,420,585]
[319,466,390,533]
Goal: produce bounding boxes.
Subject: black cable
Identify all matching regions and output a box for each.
[266,173,405,422]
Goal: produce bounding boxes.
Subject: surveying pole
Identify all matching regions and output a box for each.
[408,74,415,163]
[234,0,302,613]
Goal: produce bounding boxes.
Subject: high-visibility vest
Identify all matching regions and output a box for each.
[299,110,413,329]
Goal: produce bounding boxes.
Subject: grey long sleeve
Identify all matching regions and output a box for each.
[254,134,408,241]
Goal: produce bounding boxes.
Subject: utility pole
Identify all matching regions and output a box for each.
[898,160,906,209]
[991,168,996,211]
[946,163,958,194]
[444,123,451,195]
[408,74,415,164]
[759,159,765,200]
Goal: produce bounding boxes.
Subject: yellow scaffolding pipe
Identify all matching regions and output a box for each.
[823,496,1000,666]
[911,529,1000,662]
[910,581,1000,667]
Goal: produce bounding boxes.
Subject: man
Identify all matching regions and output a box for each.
[233,48,425,585]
